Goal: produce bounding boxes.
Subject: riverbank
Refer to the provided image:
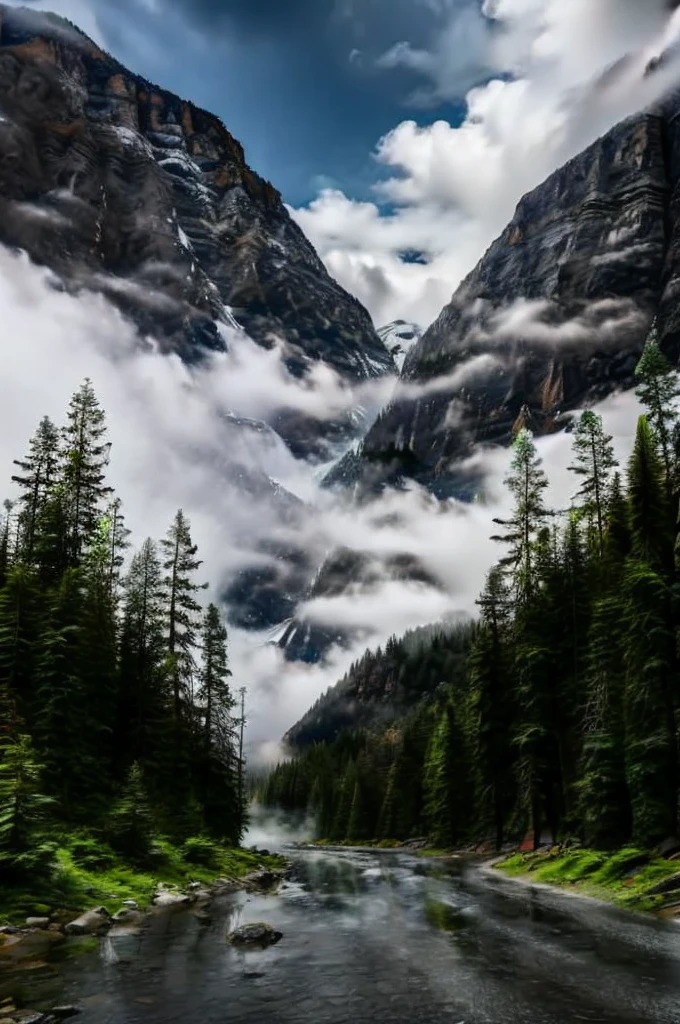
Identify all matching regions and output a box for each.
[0,835,286,931]
[494,845,680,915]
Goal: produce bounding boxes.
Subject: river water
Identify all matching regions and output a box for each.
[8,846,680,1023]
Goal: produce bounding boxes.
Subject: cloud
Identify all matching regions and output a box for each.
[0,241,649,761]
[292,0,680,328]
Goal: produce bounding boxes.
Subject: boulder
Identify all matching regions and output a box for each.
[228,923,283,947]
[152,891,191,908]
[0,925,19,935]
[25,917,50,930]
[64,908,112,936]
[241,869,283,891]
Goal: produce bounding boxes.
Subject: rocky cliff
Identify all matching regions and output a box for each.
[0,4,393,461]
[334,104,680,498]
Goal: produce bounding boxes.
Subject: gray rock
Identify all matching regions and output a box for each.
[49,1008,81,1021]
[228,922,283,947]
[121,900,139,909]
[25,917,50,929]
[152,891,191,907]
[111,908,142,924]
[64,907,112,935]
[0,925,19,935]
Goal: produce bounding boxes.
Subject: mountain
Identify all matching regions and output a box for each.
[377,321,422,372]
[0,4,394,462]
[334,103,679,499]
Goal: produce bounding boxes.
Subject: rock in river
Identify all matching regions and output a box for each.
[64,908,112,936]
[228,923,283,947]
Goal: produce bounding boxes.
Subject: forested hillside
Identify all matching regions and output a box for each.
[0,382,244,891]
[264,329,680,852]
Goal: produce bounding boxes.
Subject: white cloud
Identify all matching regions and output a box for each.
[0,243,647,759]
[291,0,680,328]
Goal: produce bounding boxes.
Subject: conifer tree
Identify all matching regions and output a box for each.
[196,604,241,840]
[568,410,618,555]
[0,565,41,725]
[161,510,206,722]
[11,416,60,562]
[469,567,515,849]
[492,429,549,602]
[628,416,673,573]
[423,703,469,847]
[0,734,53,877]
[635,327,680,491]
[61,379,113,566]
[117,539,168,773]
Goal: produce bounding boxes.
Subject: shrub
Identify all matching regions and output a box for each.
[69,836,116,871]
[182,836,221,869]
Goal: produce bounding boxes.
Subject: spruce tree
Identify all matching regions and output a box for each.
[117,539,168,774]
[61,379,113,566]
[0,734,53,878]
[568,410,618,555]
[492,429,549,602]
[196,604,241,841]
[161,509,206,722]
[635,327,680,491]
[0,565,41,725]
[11,416,60,562]
[469,567,515,849]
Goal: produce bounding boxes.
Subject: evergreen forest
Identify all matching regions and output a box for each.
[263,331,680,853]
[0,380,245,892]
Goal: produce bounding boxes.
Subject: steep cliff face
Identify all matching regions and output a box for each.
[0,5,393,460]
[337,106,680,497]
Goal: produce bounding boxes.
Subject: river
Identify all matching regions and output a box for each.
[7,845,680,1023]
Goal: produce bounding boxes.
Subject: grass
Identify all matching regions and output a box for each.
[0,834,286,926]
[496,846,680,913]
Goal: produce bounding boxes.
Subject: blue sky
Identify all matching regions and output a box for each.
[7,0,677,327]
[89,0,483,206]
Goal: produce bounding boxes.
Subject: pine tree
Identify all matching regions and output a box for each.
[492,429,550,602]
[423,703,469,847]
[117,539,168,773]
[635,327,680,492]
[105,497,131,603]
[0,734,53,878]
[568,410,618,555]
[105,762,155,862]
[628,416,673,572]
[195,604,241,841]
[11,416,60,562]
[161,510,206,723]
[469,567,515,849]
[61,379,113,566]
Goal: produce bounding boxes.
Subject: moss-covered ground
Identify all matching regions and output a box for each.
[0,834,285,927]
[495,846,680,913]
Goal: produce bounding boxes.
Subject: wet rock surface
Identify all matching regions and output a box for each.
[228,923,282,947]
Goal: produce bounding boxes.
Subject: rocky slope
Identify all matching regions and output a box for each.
[377,320,422,372]
[0,4,394,461]
[334,103,679,498]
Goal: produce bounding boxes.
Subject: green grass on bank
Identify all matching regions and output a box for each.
[0,834,285,927]
[496,846,680,913]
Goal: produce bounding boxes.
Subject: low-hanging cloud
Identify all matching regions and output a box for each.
[0,242,649,763]
[292,0,680,328]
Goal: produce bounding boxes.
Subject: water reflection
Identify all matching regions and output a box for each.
[3,847,680,1024]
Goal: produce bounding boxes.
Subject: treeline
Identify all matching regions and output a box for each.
[264,330,680,852]
[0,380,244,880]
[285,622,472,748]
